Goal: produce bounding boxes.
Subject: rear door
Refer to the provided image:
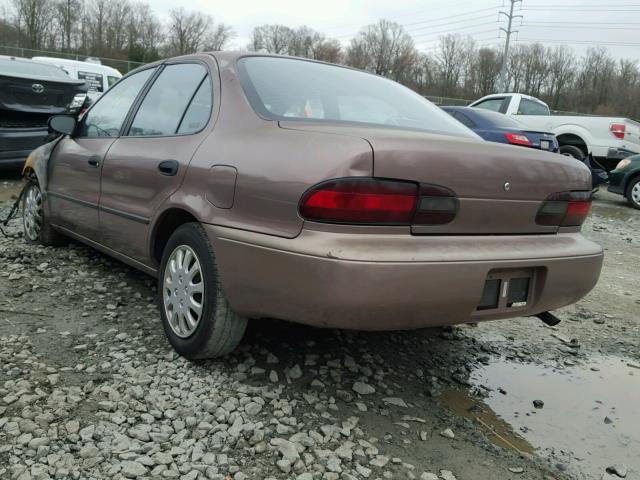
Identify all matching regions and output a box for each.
[98,60,214,263]
[47,67,156,240]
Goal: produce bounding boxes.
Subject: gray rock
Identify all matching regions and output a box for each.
[606,464,628,478]
[288,364,303,380]
[121,461,148,478]
[382,397,408,408]
[421,474,439,480]
[440,470,457,480]
[352,382,375,395]
[79,445,99,459]
[440,428,455,439]
[245,402,262,416]
[369,455,389,468]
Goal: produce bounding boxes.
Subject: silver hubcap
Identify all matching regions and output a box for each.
[163,245,204,338]
[23,184,42,241]
[632,182,640,205]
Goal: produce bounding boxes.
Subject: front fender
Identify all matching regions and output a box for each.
[21,136,63,193]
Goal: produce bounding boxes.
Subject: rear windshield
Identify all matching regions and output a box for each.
[237,56,476,138]
[0,57,70,79]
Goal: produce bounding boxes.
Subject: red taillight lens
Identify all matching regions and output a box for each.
[300,178,459,225]
[536,191,592,227]
[504,133,532,146]
[610,122,625,139]
[300,178,418,224]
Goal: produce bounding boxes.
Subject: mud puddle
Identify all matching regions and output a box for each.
[441,357,640,479]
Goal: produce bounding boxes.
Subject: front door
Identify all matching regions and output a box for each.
[98,61,214,264]
[47,66,157,241]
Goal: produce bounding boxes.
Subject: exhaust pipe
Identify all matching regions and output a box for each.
[536,311,562,327]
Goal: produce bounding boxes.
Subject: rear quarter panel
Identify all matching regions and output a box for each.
[168,55,373,239]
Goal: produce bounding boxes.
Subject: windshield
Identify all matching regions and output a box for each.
[0,57,70,80]
[237,56,476,138]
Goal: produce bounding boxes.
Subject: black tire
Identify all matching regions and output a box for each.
[559,145,585,160]
[158,222,247,359]
[626,177,640,210]
[22,181,66,246]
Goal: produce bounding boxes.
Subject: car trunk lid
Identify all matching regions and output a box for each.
[280,122,592,234]
[0,74,86,115]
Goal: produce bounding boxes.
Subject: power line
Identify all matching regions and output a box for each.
[405,13,499,33]
[520,23,640,30]
[334,6,501,39]
[521,6,640,10]
[515,37,640,47]
[411,23,501,39]
[322,0,490,34]
[522,20,640,25]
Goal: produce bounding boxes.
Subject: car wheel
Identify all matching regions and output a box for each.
[158,222,247,359]
[22,181,65,246]
[626,177,640,210]
[559,145,585,160]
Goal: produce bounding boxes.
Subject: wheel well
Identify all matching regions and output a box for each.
[556,134,588,155]
[152,209,199,264]
[625,172,640,194]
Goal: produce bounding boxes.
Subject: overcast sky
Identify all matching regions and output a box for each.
[150,0,640,59]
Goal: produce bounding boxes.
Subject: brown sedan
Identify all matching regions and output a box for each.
[22,52,603,358]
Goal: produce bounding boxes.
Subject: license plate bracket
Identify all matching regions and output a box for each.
[477,268,536,312]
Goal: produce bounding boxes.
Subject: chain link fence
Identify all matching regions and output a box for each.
[0,45,145,73]
[425,95,471,106]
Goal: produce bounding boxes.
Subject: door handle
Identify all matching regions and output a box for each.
[158,160,179,176]
[87,156,100,167]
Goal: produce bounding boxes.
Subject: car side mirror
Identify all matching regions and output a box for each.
[48,115,77,136]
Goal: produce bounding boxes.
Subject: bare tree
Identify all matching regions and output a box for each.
[204,23,235,51]
[474,48,501,96]
[53,0,80,51]
[346,20,416,83]
[436,34,467,96]
[249,24,293,54]
[546,46,575,109]
[166,7,211,56]
[11,0,52,49]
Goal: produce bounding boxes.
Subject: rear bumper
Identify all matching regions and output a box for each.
[205,225,604,330]
[0,127,48,167]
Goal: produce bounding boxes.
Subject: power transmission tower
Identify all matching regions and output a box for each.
[498,0,523,92]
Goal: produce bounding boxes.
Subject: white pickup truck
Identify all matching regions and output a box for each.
[469,93,640,170]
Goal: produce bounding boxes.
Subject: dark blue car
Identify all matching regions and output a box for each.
[442,106,560,153]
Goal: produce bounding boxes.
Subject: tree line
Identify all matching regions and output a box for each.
[1,0,639,119]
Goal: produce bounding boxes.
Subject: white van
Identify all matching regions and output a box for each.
[31,56,122,100]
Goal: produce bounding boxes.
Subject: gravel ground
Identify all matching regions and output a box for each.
[0,176,638,480]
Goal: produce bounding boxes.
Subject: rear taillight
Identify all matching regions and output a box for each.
[413,184,458,225]
[536,191,592,227]
[300,178,417,224]
[610,123,626,139]
[299,178,458,225]
[504,133,532,146]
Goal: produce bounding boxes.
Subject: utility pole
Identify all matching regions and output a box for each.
[498,0,522,92]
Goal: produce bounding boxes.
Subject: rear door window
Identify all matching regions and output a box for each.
[473,98,506,113]
[177,78,213,134]
[128,63,207,137]
[517,98,550,116]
